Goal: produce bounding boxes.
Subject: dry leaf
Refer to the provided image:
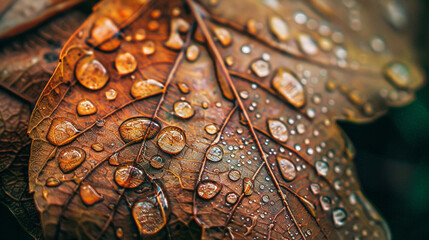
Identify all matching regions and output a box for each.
[27,0,424,239]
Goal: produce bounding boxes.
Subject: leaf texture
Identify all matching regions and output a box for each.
[27,0,424,239]
[0,8,88,239]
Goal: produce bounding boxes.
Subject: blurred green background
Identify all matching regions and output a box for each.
[1,0,429,239]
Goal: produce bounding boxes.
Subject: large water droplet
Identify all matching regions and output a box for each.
[115,52,137,75]
[157,126,186,154]
[228,169,241,182]
[243,177,254,196]
[207,145,224,162]
[75,56,109,90]
[131,79,164,99]
[272,68,306,108]
[114,165,145,188]
[47,118,80,146]
[80,183,104,205]
[332,208,348,228]
[58,147,86,173]
[315,160,329,176]
[173,101,194,119]
[383,62,410,88]
[268,120,288,142]
[119,117,160,143]
[269,16,289,41]
[251,59,271,78]
[225,192,239,204]
[77,99,97,116]
[197,180,222,199]
[213,26,232,46]
[277,157,297,181]
[87,17,119,47]
[297,33,318,55]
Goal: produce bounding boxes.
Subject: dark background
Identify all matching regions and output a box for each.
[1,1,428,239]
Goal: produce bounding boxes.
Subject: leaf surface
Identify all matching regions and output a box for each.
[28,0,424,239]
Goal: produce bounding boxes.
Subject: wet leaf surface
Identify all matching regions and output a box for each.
[0,7,88,239]
[27,0,424,239]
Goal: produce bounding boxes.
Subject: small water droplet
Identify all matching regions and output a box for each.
[47,118,80,146]
[115,52,137,75]
[228,169,241,182]
[186,44,200,61]
[243,178,254,196]
[157,126,186,154]
[320,196,331,211]
[80,183,103,205]
[297,33,319,55]
[116,228,123,239]
[225,192,239,204]
[87,17,119,47]
[246,19,261,34]
[75,56,109,90]
[315,160,329,176]
[268,120,288,142]
[213,26,232,46]
[173,101,194,119]
[332,208,348,227]
[148,20,160,31]
[131,79,164,99]
[177,82,190,94]
[197,180,222,199]
[46,177,61,187]
[269,16,289,41]
[134,28,146,41]
[272,68,306,108]
[383,62,410,88]
[114,165,145,188]
[251,59,271,78]
[310,183,321,195]
[77,99,97,116]
[205,124,218,135]
[119,117,160,142]
[277,157,297,181]
[91,143,104,152]
[150,155,165,169]
[142,41,156,55]
[207,145,224,162]
[105,88,117,100]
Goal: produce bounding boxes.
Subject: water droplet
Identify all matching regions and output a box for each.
[87,17,119,47]
[173,101,194,119]
[134,28,146,41]
[177,82,190,94]
[243,178,254,196]
[297,33,319,55]
[277,157,297,181]
[131,79,164,99]
[58,147,86,173]
[320,196,331,211]
[157,126,186,154]
[225,56,234,66]
[142,41,156,55]
[165,18,190,50]
[310,183,321,195]
[332,208,348,227]
[384,1,407,29]
[202,102,208,109]
[383,62,410,88]
[150,155,165,169]
[75,56,109,90]
[370,37,386,53]
[315,160,329,176]
[246,19,261,35]
[228,169,241,182]
[109,153,120,166]
[77,99,97,116]
[186,44,200,61]
[47,118,80,146]
[269,16,289,41]
[119,117,160,143]
[226,192,239,204]
[116,228,123,239]
[205,124,218,135]
[105,88,117,100]
[268,120,288,142]
[207,145,224,162]
[309,0,334,17]
[114,165,145,188]
[148,20,159,31]
[197,180,222,199]
[80,183,103,205]
[46,177,61,187]
[132,188,168,235]
[251,59,271,78]
[91,143,104,152]
[272,68,306,108]
[115,52,137,75]
[213,26,232,46]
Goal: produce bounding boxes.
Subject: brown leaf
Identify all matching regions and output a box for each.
[0,8,88,239]
[28,0,424,239]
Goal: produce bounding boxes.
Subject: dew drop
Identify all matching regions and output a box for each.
[269,16,289,41]
[186,44,200,62]
[119,117,160,142]
[315,160,329,176]
[142,41,156,55]
[383,62,410,88]
[320,196,331,211]
[47,118,80,146]
[332,208,348,227]
[116,228,123,239]
[173,101,194,119]
[226,192,239,204]
[131,79,164,98]
[251,59,271,78]
[109,153,120,166]
[272,68,306,108]
[205,124,218,135]
[91,143,104,152]
[58,147,86,173]
[46,177,61,187]
[148,20,159,31]
[177,82,190,94]
[297,33,319,55]
[157,126,186,154]
[243,177,254,196]
[277,157,297,181]
[246,19,261,35]
[114,165,145,188]
[228,169,241,182]
[268,120,288,142]
[207,145,224,162]
[310,183,321,195]
[80,183,103,205]
[150,155,165,169]
[197,180,222,199]
[87,17,119,47]
[75,56,109,90]
[164,18,190,50]
[225,56,234,66]
[105,88,117,100]
[77,99,97,116]
[115,52,137,75]
[213,26,232,46]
